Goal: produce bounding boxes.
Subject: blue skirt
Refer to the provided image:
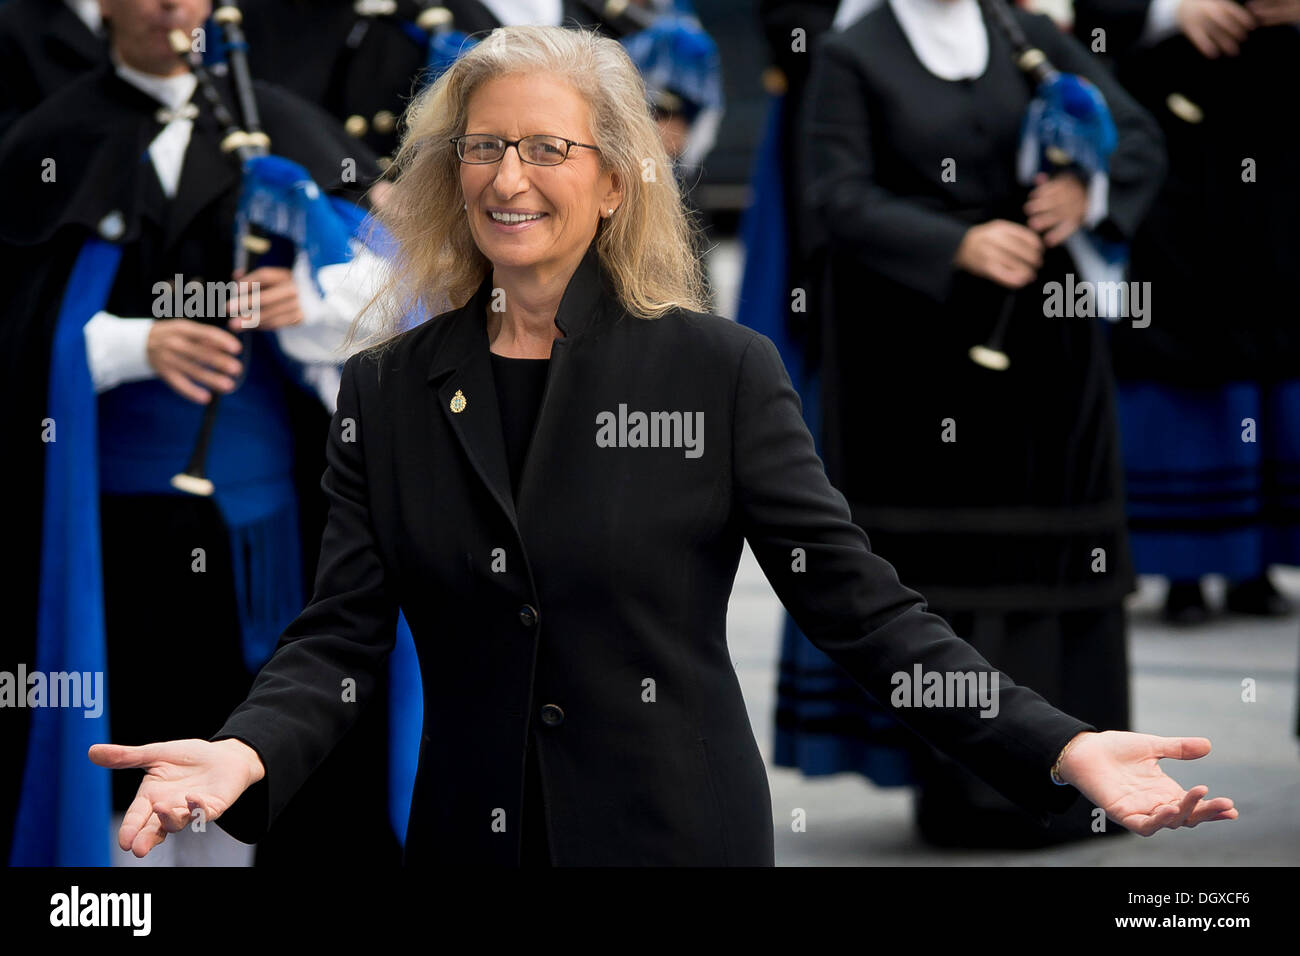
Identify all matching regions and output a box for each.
[1116,379,1300,579]
[773,615,919,787]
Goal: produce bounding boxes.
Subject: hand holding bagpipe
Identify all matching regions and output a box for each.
[964,0,1118,371]
[167,6,367,496]
[1023,171,1089,248]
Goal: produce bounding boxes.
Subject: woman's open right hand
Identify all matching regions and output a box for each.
[88,738,265,858]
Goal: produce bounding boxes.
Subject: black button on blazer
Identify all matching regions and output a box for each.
[212,242,1093,865]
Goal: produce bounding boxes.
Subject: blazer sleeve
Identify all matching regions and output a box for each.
[730,333,1095,822]
[211,350,400,844]
[800,36,973,301]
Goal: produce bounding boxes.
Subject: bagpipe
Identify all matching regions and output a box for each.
[968,0,1121,372]
[414,3,481,81]
[584,0,723,169]
[399,0,721,167]
[349,2,480,86]
[166,11,266,496]
[166,4,425,848]
[167,6,364,495]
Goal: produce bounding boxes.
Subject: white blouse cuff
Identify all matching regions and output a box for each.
[84,311,156,394]
[273,246,388,366]
[1083,170,1109,231]
[1141,0,1183,47]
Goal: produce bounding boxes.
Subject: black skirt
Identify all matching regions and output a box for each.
[100,492,400,866]
[911,603,1132,848]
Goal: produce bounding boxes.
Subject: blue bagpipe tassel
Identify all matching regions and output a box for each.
[426,27,479,85]
[1019,72,1117,183]
[1016,70,1130,298]
[235,155,357,291]
[619,2,723,169]
[619,7,724,120]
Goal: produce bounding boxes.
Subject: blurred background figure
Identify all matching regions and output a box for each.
[239,0,429,162]
[0,0,397,867]
[772,0,1166,848]
[742,0,916,788]
[1073,0,1300,626]
[0,0,110,131]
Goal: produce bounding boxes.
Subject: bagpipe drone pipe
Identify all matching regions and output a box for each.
[172,3,428,851]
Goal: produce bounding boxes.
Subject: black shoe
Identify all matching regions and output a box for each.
[1225,575,1293,617]
[1163,580,1209,626]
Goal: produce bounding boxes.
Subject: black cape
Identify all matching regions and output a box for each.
[1073,0,1300,384]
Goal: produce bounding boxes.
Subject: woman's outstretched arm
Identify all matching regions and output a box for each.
[88,739,266,858]
[91,349,401,856]
[731,331,1235,834]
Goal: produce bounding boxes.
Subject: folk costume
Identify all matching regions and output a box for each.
[779,0,1165,846]
[1073,0,1300,621]
[0,55,401,866]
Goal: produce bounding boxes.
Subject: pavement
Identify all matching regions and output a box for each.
[727,552,1300,866]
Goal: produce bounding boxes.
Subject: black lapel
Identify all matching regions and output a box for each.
[428,273,519,529]
[162,84,239,251]
[425,241,614,531]
[513,242,612,517]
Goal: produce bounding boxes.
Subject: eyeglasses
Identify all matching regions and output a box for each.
[449,133,601,166]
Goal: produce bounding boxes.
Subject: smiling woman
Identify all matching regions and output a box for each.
[348,24,708,355]
[94,23,1237,869]
[458,72,619,291]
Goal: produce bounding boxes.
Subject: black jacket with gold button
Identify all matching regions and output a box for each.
[213,242,1093,865]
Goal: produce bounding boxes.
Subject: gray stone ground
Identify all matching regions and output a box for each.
[706,238,1300,867]
[727,551,1300,866]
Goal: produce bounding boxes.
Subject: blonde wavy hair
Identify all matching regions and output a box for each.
[348,24,709,352]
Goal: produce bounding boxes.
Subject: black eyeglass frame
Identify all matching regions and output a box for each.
[448,133,603,166]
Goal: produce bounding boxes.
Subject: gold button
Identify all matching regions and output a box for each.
[372,110,396,134]
[1166,93,1204,124]
[345,114,368,137]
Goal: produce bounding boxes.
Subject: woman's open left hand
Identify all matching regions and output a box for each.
[1056,730,1238,835]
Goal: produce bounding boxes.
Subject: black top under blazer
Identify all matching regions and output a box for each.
[212,241,1094,865]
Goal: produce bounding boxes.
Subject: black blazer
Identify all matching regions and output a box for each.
[213,242,1093,865]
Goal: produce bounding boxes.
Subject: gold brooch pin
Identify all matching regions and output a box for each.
[449,389,467,413]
